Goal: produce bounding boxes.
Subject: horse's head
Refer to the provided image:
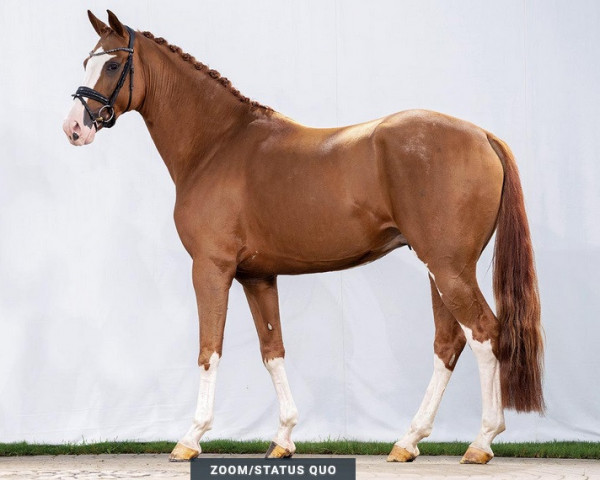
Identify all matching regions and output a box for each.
[63,11,143,146]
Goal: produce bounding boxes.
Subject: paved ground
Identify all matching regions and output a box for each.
[0,454,599,480]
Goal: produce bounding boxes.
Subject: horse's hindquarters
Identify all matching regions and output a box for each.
[375,111,504,261]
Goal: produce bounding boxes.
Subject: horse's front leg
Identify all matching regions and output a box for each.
[170,258,235,462]
[240,275,298,458]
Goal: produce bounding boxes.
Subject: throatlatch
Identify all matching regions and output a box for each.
[72,26,135,129]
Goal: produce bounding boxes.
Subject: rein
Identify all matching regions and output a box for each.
[72,26,135,129]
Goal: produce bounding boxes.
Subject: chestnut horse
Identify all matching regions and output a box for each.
[63,11,543,464]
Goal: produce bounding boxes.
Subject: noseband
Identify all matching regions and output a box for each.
[72,26,135,130]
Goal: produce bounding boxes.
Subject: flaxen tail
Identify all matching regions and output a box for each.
[487,133,544,413]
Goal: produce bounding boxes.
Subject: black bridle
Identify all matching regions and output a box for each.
[72,26,135,130]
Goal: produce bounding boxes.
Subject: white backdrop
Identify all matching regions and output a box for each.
[1,0,599,444]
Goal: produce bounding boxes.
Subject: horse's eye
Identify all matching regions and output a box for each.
[106,62,120,72]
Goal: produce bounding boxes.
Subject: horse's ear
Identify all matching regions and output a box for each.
[107,10,126,38]
[88,10,110,36]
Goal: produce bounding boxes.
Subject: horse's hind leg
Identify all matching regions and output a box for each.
[429,263,506,464]
[388,276,466,462]
[241,275,298,458]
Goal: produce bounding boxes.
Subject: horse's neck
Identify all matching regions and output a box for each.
[137,40,258,184]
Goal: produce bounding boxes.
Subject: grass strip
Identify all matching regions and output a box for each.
[0,440,598,459]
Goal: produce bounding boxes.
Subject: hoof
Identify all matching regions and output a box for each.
[460,446,493,464]
[387,445,417,462]
[169,442,200,462]
[265,441,293,458]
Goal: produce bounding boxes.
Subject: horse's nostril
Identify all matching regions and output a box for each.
[72,132,80,141]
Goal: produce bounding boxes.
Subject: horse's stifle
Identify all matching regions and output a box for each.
[63,11,544,464]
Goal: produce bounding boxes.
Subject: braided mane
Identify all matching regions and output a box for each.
[141,31,272,113]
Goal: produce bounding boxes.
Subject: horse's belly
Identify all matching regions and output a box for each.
[237,222,407,276]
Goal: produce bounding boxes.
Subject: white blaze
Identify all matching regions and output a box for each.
[84,47,115,88]
[72,47,115,122]
[63,47,115,146]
